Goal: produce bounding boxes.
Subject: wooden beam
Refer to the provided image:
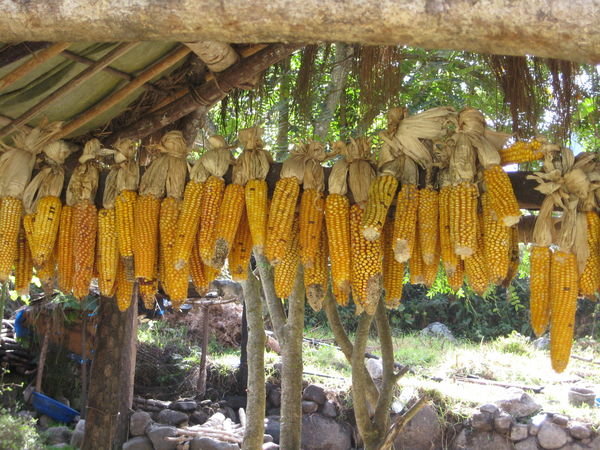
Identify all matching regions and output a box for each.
[0,42,138,139]
[107,43,299,143]
[0,1,597,63]
[0,42,71,91]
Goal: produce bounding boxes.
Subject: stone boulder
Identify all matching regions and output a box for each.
[147,424,178,450]
[45,426,73,446]
[301,413,352,450]
[537,422,568,449]
[394,405,442,450]
[130,411,153,436]
[495,388,541,418]
[190,437,240,450]
[169,400,198,412]
[452,429,512,450]
[157,409,189,427]
[265,416,281,444]
[420,322,455,340]
[514,436,539,450]
[123,436,154,450]
[302,384,327,405]
[302,401,319,414]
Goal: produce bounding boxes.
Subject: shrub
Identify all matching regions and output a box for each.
[0,409,44,450]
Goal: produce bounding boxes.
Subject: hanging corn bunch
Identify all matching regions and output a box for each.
[0,121,62,282]
[112,139,140,280]
[392,158,419,263]
[265,146,305,264]
[499,137,550,166]
[579,211,600,296]
[481,191,510,284]
[96,169,119,297]
[348,138,382,315]
[66,139,104,300]
[274,214,300,298]
[438,168,460,277]
[237,127,272,255]
[464,216,489,295]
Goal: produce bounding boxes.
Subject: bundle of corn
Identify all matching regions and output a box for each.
[347,138,382,315]
[0,121,61,282]
[112,139,140,281]
[22,140,73,270]
[189,136,232,266]
[265,145,305,265]
[499,137,552,166]
[96,166,119,297]
[147,131,190,309]
[66,139,104,300]
[237,127,272,255]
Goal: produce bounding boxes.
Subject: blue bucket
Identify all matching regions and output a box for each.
[31,392,79,423]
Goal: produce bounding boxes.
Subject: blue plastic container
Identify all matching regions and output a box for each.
[31,392,79,423]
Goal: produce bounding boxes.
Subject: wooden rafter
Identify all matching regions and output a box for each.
[0,42,139,139]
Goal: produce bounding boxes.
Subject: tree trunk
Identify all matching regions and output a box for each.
[238,301,249,391]
[196,305,210,397]
[279,265,305,449]
[82,296,137,450]
[1,1,596,62]
[241,265,266,450]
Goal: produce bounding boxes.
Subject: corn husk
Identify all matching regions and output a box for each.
[236,127,272,183]
[0,121,63,199]
[112,139,139,193]
[346,138,376,206]
[195,135,233,182]
[66,139,106,206]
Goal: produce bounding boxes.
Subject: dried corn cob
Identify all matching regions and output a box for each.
[333,282,349,307]
[417,187,439,265]
[229,208,253,282]
[245,179,268,254]
[362,174,398,241]
[439,185,459,276]
[212,183,245,268]
[174,180,203,267]
[0,197,22,281]
[97,208,119,297]
[499,139,544,166]
[530,245,551,336]
[481,192,510,284]
[325,193,351,296]
[305,227,328,311]
[198,176,225,263]
[190,236,209,293]
[72,201,97,299]
[36,242,56,294]
[383,216,404,307]
[450,182,479,257]
[579,211,600,296]
[483,164,521,227]
[23,213,35,252]
[115,260,134,312]
[392,183,419,263]
[423,243,440,288]
[550,250,579,373]
[464,219,489,295]
[299,188,325,269]
[31,196,62,267]
[14,225,32,296]
[139,279,157,309]
[56,205,73,293]
[409,236,425,285]
[275,217,300,298]
[160,197,188,308]
[448,259,464,292]
[134,194,161,281]
[115,190,137,278]
[265,177,300,264]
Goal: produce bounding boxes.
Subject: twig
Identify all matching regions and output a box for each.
[379,397,428,449]
[454,376,544,393]
[571,354,600,366]
[302,370,347,380]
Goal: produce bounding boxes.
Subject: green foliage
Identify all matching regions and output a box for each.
[493,331,532,356]
[0,409,43,450]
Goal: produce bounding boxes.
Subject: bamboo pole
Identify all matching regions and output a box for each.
[0,42,71,91]
[55,45,191,139]
[0,42,139,139]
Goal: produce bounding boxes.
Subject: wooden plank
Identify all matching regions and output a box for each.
[0,42,138,139]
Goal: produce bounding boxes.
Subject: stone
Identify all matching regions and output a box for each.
[268,386,281,408]
[493,412,512,433]
[529,413,549,436]
[479,404,499,415]
[190,410,209,425]
[514,436,539,450]
[537,422,568,449]
[533,336,550,350]
[365,358,383,380]
[495,389,541,418]
[157,409,189,427]
[70,419,86,447]
[320,401,337,418]
[452,429,512,450]
[420,322,455,340]
[263,443,279,450]
[265,416,280,444]
[123,436,154,450]
[302,384,327,405]
[471,413,493,431]
[147,424,178,450]
[302,401,319,414]
[130,411,153,436]
[589,436,600,448]
[301,413,352,450]
[38,414,52,429]
[189,437,239,450]
[568,422,591,440]
[17,410,35,420]
[394,405,442,450]
[45,426,73,446]
[567,387,596,407]
[224,395,246,410]
[169,400,198,412]
[510,424,528,441]
[551,414,569,427]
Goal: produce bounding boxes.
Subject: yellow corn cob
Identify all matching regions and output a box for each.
[499,139,543,166]
[423,243,440,288]
[72,201,97,300]
[133,194,160,281]
[448,259,464,292]
[417,187,439,265]
[325,193,351,296]
[97,208,119,297]
[32,196,62,267]
[245,179,268,254]
[115,189,137,279]
[503,225,520,288]
[190,235,209,293]
[174,180,204,268]
[481,192,510,285]
[383,217,404,308]
[464,221,489,295]
[265,177,300,264]
[362,174,398,241]
[203,264,220,286]
[333,283,349,307]
[229,208,253,282]
[409,236,424,285]
[450,182,479,257]
[0,197,23,281]
[36,242,56,293]
[350,204,383,315]
[530,245,551,336]
[299,188,325,269]
[14,226,32,296]
[392,183,419,263]
[305,227,328,311]
[550,250,579,373]
[115,260,134,312]
[198,176,225,263]
[23,213,35,253]
[139,279,157,309]
[56,205,73,293]
[579,211,600,297]
[483,164,521,227]
[275,218,300,298]
[212,183,245,268]
[160,197,188,308]
[439,186,459,276]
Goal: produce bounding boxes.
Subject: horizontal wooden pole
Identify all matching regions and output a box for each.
[0,1,598,63]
